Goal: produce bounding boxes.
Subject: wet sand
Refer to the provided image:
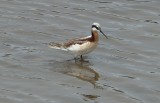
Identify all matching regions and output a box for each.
[0,0,160,103]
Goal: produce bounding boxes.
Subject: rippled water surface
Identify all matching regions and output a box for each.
[0,0,160,103]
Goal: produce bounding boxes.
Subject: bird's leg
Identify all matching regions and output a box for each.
[80,55,89,63]
[74,57,79,62]
[74,57,77,60]
[80,55,83,60]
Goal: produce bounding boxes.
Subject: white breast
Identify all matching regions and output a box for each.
[67,42,98,57]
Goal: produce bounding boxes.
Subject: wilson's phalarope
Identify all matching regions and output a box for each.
[49,22,107,60]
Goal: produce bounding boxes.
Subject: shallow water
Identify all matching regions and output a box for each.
[0,0,160,103]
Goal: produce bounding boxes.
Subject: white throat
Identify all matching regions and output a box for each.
[92,27,98,31]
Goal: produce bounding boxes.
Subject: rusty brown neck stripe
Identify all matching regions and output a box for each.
[91,30,99,42]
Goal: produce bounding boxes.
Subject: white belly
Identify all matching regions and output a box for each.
[67,42,98,57]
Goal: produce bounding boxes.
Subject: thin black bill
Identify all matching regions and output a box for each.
[100,30,108,39]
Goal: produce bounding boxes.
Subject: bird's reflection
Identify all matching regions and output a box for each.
[48,60,101,88]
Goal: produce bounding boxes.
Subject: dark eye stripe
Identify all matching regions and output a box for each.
[92,25,99,30]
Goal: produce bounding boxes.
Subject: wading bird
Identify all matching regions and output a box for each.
[49,22,107,61]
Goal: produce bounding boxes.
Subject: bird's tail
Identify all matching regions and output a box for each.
[48,42,68,51]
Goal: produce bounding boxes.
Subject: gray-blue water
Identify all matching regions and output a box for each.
[0,0,160,103]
